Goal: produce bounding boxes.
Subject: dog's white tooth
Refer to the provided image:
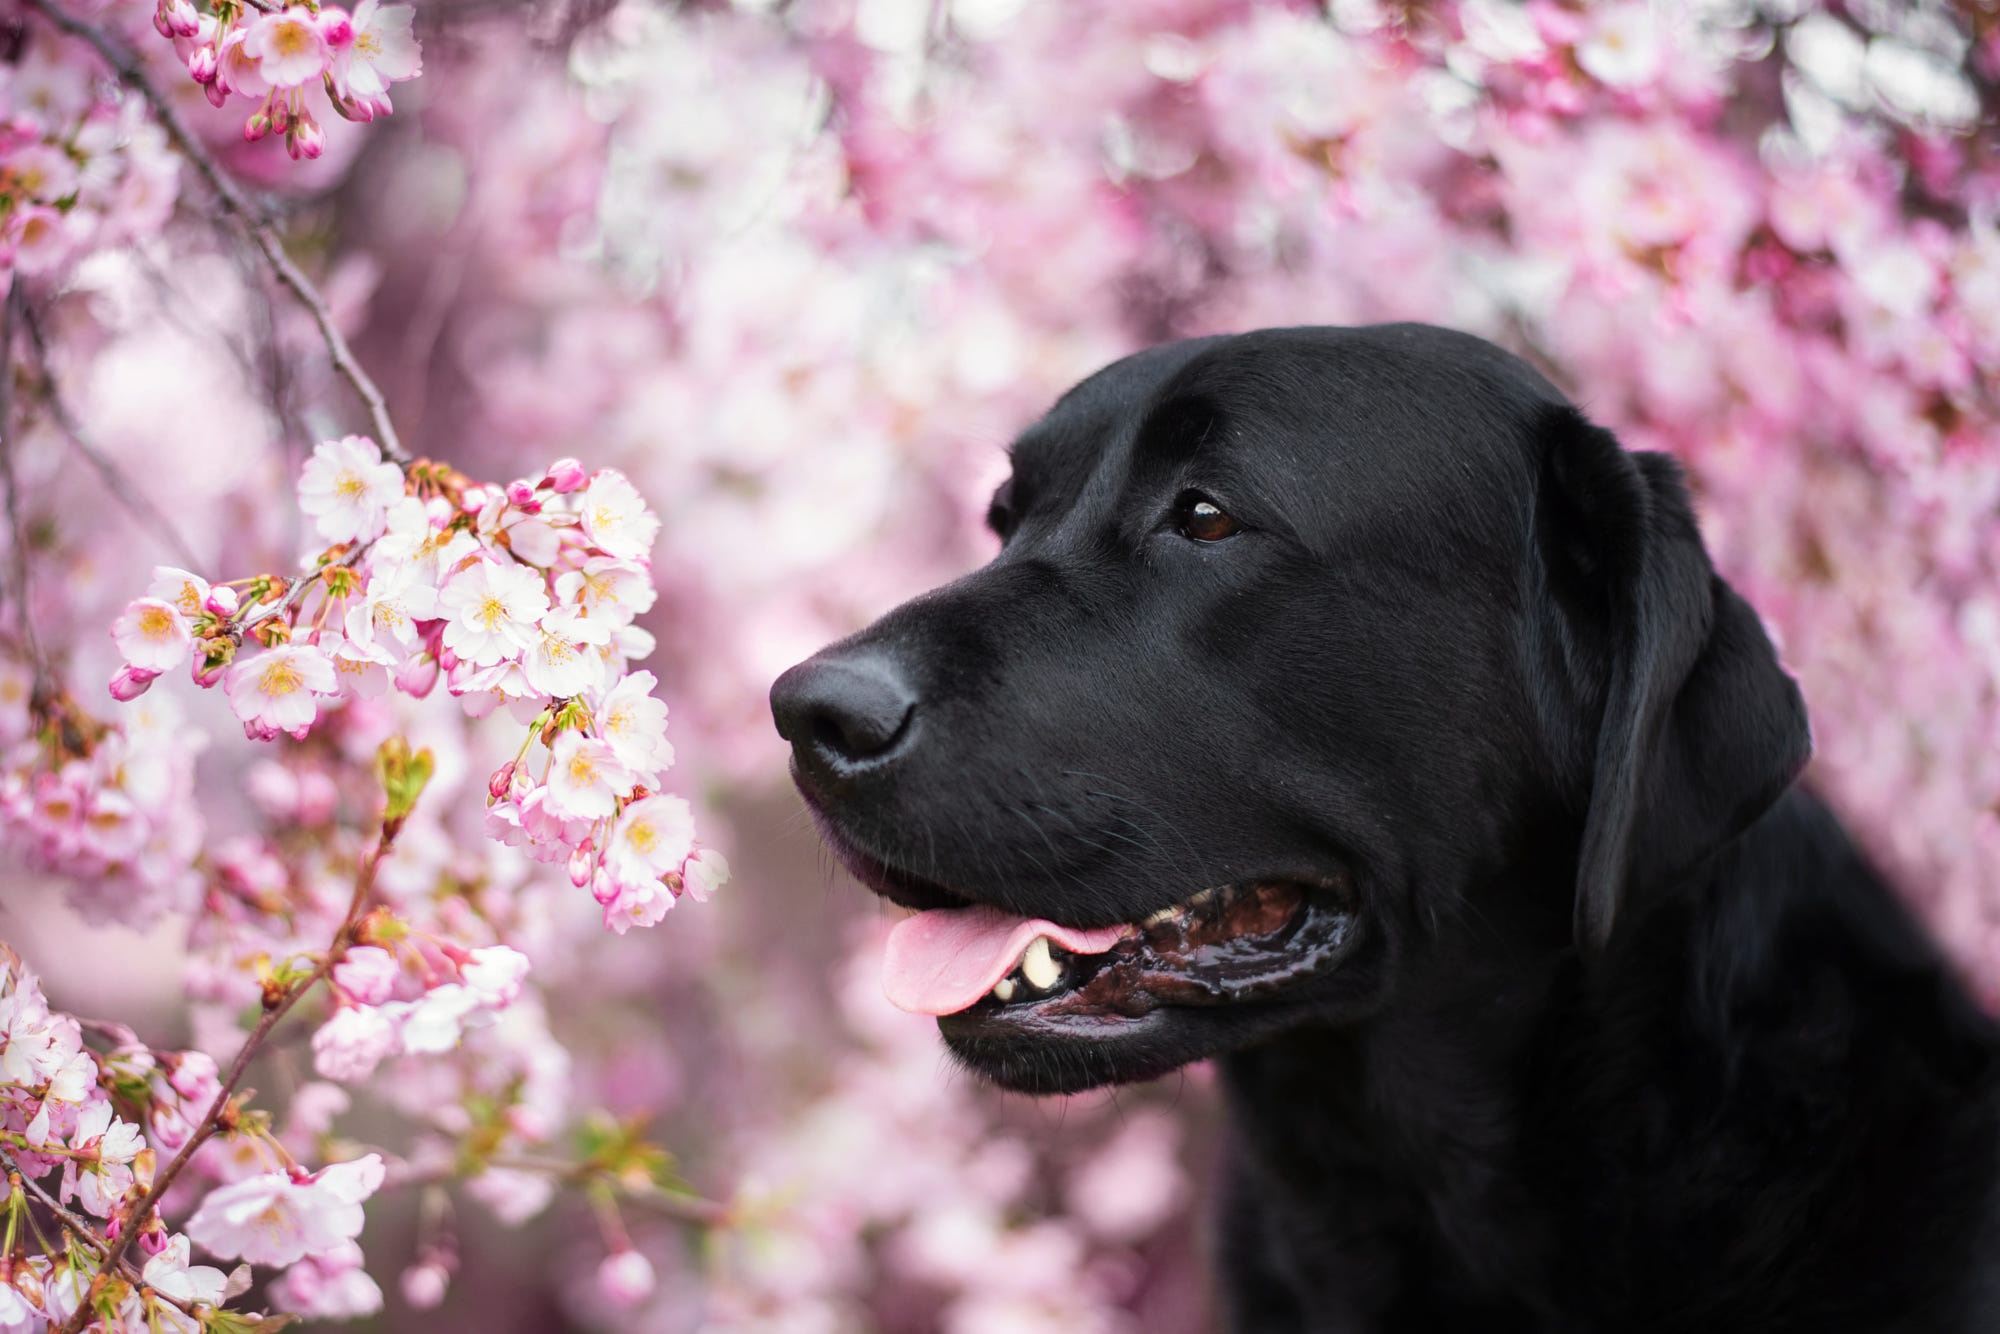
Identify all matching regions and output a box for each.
[992,977,1016,1002]
[1020,936,1061,991]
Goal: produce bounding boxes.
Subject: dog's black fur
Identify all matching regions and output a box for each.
[770,324,2000,1332]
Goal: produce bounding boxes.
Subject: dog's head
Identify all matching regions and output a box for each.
[771,324,1810,1094]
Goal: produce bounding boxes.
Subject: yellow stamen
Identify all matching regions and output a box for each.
[259,659,303,697]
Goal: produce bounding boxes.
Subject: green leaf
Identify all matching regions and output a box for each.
[374,736,435,834]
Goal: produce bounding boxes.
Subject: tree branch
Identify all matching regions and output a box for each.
[56,827,399,1334]
[19,303,207,574]
[0,1152,205,1322]
[26,0,410,465]
[0,284,55,714]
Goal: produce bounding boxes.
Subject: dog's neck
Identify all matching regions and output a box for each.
[1218,897,1576,1308]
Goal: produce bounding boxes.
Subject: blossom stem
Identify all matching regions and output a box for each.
[55,826,402,1334]
[18,303,206,574]
[25,0,410,467]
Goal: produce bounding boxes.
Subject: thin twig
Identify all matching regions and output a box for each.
[0,285,55,713]
[18,303,206,573]
[26,0,409,465]
[56,828,399,1334]
[0,1152,205,1321]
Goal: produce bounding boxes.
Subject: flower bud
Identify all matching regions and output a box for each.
[568,840,595,889]
[401,1262,449,1310]
[394,652,440,699]
[187,43,219,83]
[204,79,230,109]
[487,760,517,803]
[109,665,159,702]
[204,585,240,617]
[598,1250,655,1307]
[506,480,540,509]
[243,109,271,142]
[269,97,291,135]
[288,117,325,162]
[543,458,587,493]
[317,5,354,46]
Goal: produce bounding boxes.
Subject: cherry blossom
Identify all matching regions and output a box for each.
[186,1154,385,1268]
[298,436,408,545]
[223,643,340,739]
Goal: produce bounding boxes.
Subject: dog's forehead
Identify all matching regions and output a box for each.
[1010,325,1570,540]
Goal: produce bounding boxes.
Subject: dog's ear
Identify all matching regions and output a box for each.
[1535,407,1811,955]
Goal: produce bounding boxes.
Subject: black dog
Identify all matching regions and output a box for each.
[770,324,2000,1332]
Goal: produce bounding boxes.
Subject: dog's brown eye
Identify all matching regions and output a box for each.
[1175,491,1239,543]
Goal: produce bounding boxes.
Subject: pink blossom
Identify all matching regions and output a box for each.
[298,435,404,544]
[311,1005,398,1081]
[465,1167,554,1225]
[269,1239,385,1319]
[460,945,530,1006]
[595,671,674,783]
[325,0,421,101]
[437,559,548,666]
[111,598,191,672]
[543,731,632,821]
[243,7,332,89]
[332,945,399,1005]
[578,471,661,562]
[222,644,338,740]
[682,846,731,903]
[185,1153,383,1267]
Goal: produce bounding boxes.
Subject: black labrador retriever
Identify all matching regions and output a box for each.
[769,324,2000,1332]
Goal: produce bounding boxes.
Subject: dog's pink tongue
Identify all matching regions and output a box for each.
[883,906,1132,1016]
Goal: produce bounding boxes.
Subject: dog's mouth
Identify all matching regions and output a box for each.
[813,818,1358,1041]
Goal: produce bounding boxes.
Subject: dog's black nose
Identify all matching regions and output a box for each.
[771,651,918,776]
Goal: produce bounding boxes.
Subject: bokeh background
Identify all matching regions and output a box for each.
[7,0,2000,1328]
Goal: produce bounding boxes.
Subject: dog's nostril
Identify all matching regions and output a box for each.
[770,652,918,769]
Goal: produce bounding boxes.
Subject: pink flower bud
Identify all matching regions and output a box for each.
[204,79,229,109]
[243,109,271,142]
[204,585,240,617]
[243,718,281,742]
[109,665,159,702]
[317,5,354,46]
[395,653,440,698]
[136,1223,171,1257]
[187,44,219,83]
[269,97,291,134]
[506,480,541,513]
[568,840,595,888]
[597,1250,655,1307]
[168,1051,221,1103]
[288,117,325,161]
[401,1262,449,1310]
[435,645,458,674]
[191,655,226,688]
[488,760,517,802]
[543,459,587,493]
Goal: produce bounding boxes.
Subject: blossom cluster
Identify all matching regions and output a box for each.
[154,0,422,158]
[1,959,391,1331]
[0,31,179,281]
[107,436,725,933]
